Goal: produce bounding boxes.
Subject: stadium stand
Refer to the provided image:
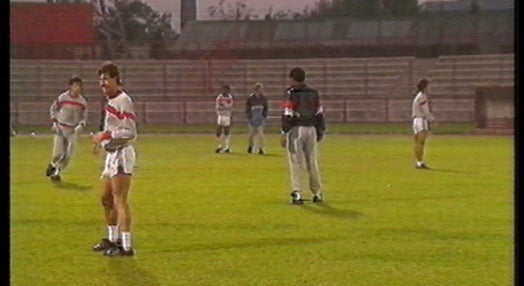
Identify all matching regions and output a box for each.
[10,53,513,127]
[9,3,513,130]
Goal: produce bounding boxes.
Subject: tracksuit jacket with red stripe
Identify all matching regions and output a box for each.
[281,83,326,134]
[49,91,88,133]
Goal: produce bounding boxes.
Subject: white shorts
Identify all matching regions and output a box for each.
[412,117,429,134]
[101,145,136,178]
[217,115,231,126]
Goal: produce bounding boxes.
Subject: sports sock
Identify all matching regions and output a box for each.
[108,225,119,242]
[225,135,231,149]
[121,232,132,251]
[217,134,224,149]
[417,161,423,166]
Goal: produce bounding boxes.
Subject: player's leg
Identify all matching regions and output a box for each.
[413,118,430,169]
[55,132,78,178]
[221,115,231,152]
[256,125,265,154]
[247,125,255,153]
[287,127,304,204]
[414,131,429,168]
[215,124,224,153]
[104,146,136,256]
[48,135,66,180]
[93,177,119,251]
[110,174,133,252]
[223,124,231,152]
[303,127,323,201]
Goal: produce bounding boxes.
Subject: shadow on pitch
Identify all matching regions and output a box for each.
[299,203,364,220]
[423,168,476,175]
[218,152,282,157]
[169,236,339,254]
[108,257,161,286]
[52,181,92,191]
[257,153,283,157]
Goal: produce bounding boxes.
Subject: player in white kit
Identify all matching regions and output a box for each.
[91,61,137,256]
[412,78,435,169]
[215,85,235,153]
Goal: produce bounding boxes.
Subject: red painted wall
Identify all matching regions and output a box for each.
[10,3,96,45]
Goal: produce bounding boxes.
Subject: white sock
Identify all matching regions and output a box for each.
[108,225,119,242]
[121,232,132,251]
[225,135,231,149]
[417,161,424,166]
[217,135,223,148]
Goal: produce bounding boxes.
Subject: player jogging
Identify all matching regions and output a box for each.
[412,78,435,169]
[91,61,137,256]
[45,75,87,182]
[215,85,234,153]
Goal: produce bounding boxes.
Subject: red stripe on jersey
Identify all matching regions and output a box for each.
[105,105,136,120]
[217,98,232,105]
[58,101,86,109]
[419,100,427,105]
[282,100,297,110]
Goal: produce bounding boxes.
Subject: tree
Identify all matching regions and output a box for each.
[207,0,256,20]
[96,0,177,42]
[44,0,179,58]
[381,0,419,17]
[94,0,178,58]
[308,0,419,18]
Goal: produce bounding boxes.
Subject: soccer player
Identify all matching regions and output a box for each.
[281,67,326,204]
[215,84,235,153]
[91,61,137,256]
[245,82,268,154]
[412,78,435,169]
[45,75,87,182]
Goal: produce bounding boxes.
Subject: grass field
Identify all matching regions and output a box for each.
[10,132,514,286]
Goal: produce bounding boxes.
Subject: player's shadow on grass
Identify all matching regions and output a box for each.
[108,257,161,286]
[220,153,283,157]
[52,181,92,191]
[173,236,339,254]
[425,168,476,175]
[258,153,282,157]
[299,203,364,220]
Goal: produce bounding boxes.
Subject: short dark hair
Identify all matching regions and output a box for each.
[97,61,121,83]
[417,78,430,91]
[68,75,83,85]
[222,85,231,90]
[289,67,306,82]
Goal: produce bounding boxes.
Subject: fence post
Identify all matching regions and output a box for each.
[385,98,390,123]
[163,63,168,99]
[364,60,368,97]
[183,101,187,124]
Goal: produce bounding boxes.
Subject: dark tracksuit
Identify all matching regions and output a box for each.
[281,83,326,195]
[246,92,268,151]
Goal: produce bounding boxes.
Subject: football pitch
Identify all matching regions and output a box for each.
[10,133,514,286]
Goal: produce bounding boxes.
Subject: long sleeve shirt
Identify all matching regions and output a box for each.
[216,93,234,117]
[281,83,325,133]
[101,91,137,152]
[245,92,268,127]
[49,91,88,135]
[412,91,435,121]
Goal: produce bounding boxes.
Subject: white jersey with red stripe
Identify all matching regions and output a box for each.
[412,91,435,121]
[101,91,137,151]
[49,91,88,130]
[215,93,234,117]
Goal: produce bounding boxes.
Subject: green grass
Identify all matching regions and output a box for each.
[11,122,477,135]
[10,133,514,286]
